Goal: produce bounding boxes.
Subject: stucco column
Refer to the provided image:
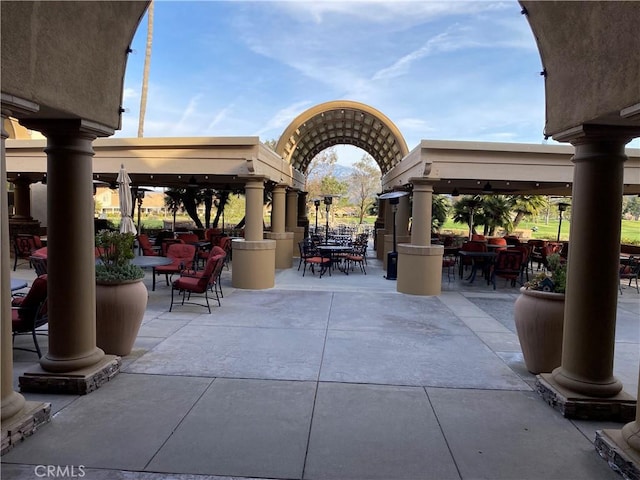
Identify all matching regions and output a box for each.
[397,179,444,296]
[374,196,385,253]
[233,177,276,288]
[1,99,50,454]
[383,194,411,269]
[377,198,391,261]
[297,191,309,238]
[36,122,108,373]
[1,107,26,420]
[286,189,304,248]
[265,185,293,269]
[11,177,33,220]
[550,128,631,397]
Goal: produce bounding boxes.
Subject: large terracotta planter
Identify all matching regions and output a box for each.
[514,287,565,374]
[96,279,148,356]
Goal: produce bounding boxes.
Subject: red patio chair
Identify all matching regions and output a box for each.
[13,234,39,271]
[490,249,525,289]
[138,233,158,256]
[12,274,48,357]
[153,243,196,291]
[170,253,226,313]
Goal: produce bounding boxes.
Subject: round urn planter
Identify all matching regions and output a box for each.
[96,279,148,356]
[513,287,565,374]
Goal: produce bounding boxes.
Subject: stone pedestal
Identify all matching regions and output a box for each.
[536,374,636,422]
[19,355,121,395]
[595,429,640,480]
[1,401,51,455]
[231,239,276,289]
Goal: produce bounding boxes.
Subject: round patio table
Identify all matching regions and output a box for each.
[132,255,173,291]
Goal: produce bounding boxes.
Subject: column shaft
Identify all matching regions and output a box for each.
[286,190,298,231]
[397,195,411,237]
[272,186,286,234]
[12,178,33,220]
[411,182,433,246]
[39,128,104,372]
[244,178,265,241]
[552,133,628,397]
[1,109,26,419]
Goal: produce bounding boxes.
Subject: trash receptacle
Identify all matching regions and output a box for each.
[386,251,398,280]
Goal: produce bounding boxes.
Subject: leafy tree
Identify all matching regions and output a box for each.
[622,195,640,220]
[348,154,380,224]
[482,195,513,235]
[509,195,546,228]
[452,196,483,234]
[431,195,450,232]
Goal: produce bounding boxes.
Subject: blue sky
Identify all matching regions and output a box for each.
[115,1,571,165]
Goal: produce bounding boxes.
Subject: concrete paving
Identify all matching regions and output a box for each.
[3,249,639,480]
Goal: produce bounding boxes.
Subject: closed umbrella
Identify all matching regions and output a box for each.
[117,164,137,235]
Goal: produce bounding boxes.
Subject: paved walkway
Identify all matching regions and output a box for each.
[4,250,639,480]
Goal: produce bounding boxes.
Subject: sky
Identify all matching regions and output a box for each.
[115,0,638,166]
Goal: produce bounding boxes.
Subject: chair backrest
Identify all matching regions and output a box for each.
[30,255,48,276]
[208,254,226,288]
[471,234,486,242]
[161,238,184,256]
[494,250,524,274]
[32,247,48,258]
[512,245,531,266]
[488,237,507,246]
[219,236,232,252]
[15,274,48,324]
[461,241,487,253]
[211,245,225,257]
[175,232,199,244]
[138,234,156,255]
[166,243,196,269]
[14,235,37,258]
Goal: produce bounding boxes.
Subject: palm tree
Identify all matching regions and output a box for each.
[482,195,513,235]
[452,196,483,235]
[509,195,546,229]
[137,0,154,137]
[431,195,450,232]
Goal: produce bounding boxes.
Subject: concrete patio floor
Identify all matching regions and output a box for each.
[3,249,639,480]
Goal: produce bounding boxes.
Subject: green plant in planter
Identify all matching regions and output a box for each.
[95,230,144,283]
[524,252,567,293]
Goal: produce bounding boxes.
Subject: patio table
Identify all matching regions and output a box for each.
[316,245,352,277]
[458,251,497,284]
[132,255,173,291]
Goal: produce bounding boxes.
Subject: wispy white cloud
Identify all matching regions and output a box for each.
[253,100,314,139]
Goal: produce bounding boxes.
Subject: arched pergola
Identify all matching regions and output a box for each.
[275,100,409,175]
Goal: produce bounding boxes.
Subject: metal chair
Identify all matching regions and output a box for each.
[619,256,640,294]
[12,274,48,357]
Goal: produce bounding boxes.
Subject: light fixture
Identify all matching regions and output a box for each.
[378,191,409,280]
[557,202,570,241]
[187,176,198,188]
[482,182,493,194]
[451,188,459,197]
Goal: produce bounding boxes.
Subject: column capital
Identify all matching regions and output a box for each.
[553,124,640,146]
[20,118,114,139]
[1,93,39,118]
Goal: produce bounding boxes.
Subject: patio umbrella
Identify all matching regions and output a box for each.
[117,164,137,235]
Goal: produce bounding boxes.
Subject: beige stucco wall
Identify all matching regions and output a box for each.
[521,1,640,137]
[1,1,148,130]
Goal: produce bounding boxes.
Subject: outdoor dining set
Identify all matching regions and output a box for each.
[298,232,369,278]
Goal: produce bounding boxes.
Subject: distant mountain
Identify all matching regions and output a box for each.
[333,164,354,179]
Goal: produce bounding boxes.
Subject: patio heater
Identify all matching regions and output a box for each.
[379,191,409,280]
[557,202,570,242]
[314,199,321,235]
[323,196,333,244]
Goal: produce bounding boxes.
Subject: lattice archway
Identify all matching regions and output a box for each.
[275,100,409,175]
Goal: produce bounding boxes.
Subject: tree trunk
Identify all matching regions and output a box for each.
[137,1,154,138]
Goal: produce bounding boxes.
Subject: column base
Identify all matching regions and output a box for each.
[397,244,444,296]
[595,429,640,480]
[265,232,294,269]
[231,239,276,289]
[1,401,51,455]
[19,355,121,395]
[536,373,636,421]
